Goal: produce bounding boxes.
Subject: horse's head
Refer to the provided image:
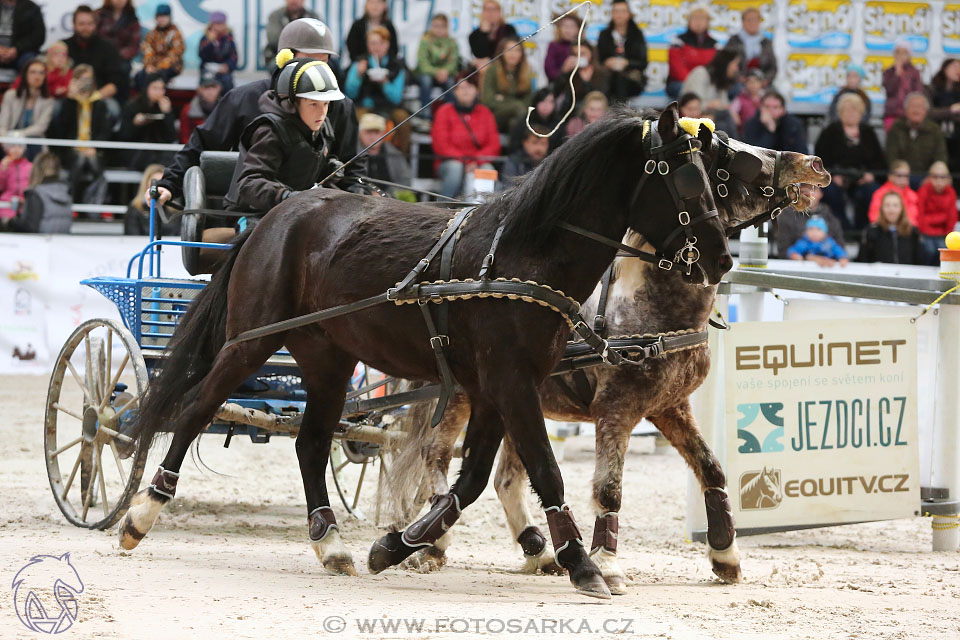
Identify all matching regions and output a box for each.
[626,103,733,287]
[700,129,832,234]
[760,467,783,502]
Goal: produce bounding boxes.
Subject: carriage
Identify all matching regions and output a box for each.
[42,152,423,531]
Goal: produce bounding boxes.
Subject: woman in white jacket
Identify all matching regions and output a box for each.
[0,58,55,157]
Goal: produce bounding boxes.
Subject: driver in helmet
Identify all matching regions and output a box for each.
[224,57,346,219]
[152,18,370,206]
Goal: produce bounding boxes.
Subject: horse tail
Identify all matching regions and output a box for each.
[377,381,438,529]
[130,230,252,449]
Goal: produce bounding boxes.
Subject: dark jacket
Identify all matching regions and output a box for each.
[501,148,540,181]
[814,121,885,179]
[857,224,920,264]
[124,202,181,236]
[743,112,808,153]
[224,91,337,213]
[723,33,776,84]
[158,75,366,199]
[597,22,647,99]
[47,97,113,158]
[119,95,178,144]
[9,0,44,59]
[96,7,141,61]
[63,35,125,92]
[345,17,399,61]
[364,142,412,196]
[6,180,71,233]
[828,88,871,123]
[885,118,949,174]
[469,23,517,60]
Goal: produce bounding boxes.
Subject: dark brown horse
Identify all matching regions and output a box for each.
[380,134,831,592]
[117,105,733,599]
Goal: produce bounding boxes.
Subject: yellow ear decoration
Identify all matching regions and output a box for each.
[276,48,295,69]
[678,117,716,137]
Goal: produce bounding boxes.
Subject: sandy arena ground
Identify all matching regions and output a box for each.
[2,373,959,639]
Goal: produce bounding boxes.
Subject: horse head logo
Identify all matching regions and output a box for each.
[739,467,783,510]
[11,553,84,634]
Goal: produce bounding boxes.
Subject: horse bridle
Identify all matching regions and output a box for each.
[708,136,803,238]
[558,119,720,276]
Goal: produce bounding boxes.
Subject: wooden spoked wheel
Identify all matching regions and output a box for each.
[45,319,150,529]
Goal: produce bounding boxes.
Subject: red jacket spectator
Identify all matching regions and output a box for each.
[668,29,716,85]
[916,180,958,236]
[431,101,501,172]
[868,181,920,225]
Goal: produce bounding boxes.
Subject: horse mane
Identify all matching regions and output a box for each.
[491,105,661,246]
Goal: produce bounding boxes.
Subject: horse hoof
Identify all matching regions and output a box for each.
[604,574,628,595]
[520,550,564,576]
[324,555,359,576]
[712,560,743,584]
[117,514,145,550]
[401,546,446,573]
[709,542,743,584]
[574,574,612,600]
[117,491,161,550]
[368,532,405,575]
[540,558,565,576]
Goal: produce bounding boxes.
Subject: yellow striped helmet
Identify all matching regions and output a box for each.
[276,57,345,102]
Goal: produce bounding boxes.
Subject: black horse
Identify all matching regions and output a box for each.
[117,104,733,599]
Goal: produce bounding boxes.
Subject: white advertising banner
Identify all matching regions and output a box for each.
[1,234,193,376]
[723,316,919,529]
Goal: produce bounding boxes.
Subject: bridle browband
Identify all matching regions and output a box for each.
[558,119,720,276]
[709,136,802,238]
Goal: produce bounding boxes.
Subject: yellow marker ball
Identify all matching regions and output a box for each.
[946,231,960,251]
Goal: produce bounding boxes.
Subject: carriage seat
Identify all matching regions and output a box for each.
[181,151,240,276]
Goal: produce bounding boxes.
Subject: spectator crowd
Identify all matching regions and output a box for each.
[0,0,958,267]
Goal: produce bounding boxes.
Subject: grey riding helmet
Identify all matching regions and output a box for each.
[276,59,345,102]
[278,18,337,56]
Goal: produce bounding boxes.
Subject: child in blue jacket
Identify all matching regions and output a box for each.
[787,217,849,266]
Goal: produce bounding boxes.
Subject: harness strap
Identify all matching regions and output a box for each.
[478,221,507,280]
[660,208,720,253]
[552,373,593,412]
[556,221,671,270]
[419,301,456,428]
[593,264,614,334]
[391,206,476,296]
[222,292,389,350]
[570,369,594,408]
[436,214,461,343]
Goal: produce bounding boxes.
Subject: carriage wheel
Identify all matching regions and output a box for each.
[45,319,150,529]
[329,438,381,521]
